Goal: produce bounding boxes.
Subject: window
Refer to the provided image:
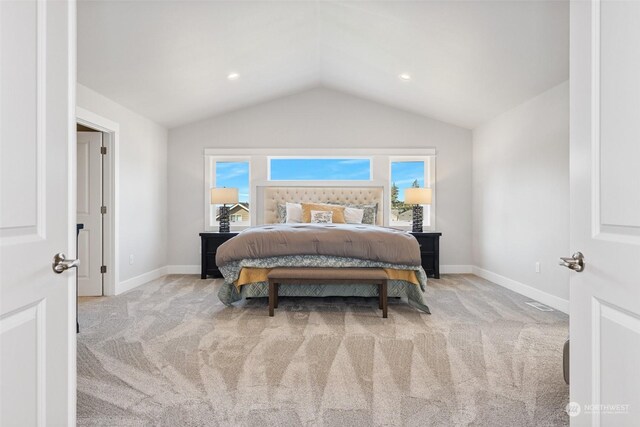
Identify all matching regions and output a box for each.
[390,159,431,227]
[204,149,435,230]
[269,158,371,181]
[208,159,250,229]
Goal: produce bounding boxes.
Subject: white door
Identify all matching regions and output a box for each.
[569,0,640,425]
[0,0,76,426]
[77,131,103,296]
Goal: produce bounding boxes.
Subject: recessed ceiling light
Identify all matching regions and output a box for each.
[399,73,411,81]
[227,72,240,81]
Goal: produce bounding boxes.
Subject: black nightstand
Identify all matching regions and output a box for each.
[200,232,238,278]
[410,232,442,279]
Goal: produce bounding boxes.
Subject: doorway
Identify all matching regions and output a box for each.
[76,107,119,297]
[76,124,105,296]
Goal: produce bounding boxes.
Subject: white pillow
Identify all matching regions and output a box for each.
[343,206,364,224]
[310,210,333,223]
[285,202,302,223]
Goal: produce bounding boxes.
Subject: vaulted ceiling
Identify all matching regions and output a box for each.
[78,1,568,129]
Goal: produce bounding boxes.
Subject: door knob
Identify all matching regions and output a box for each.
[52,253,79,274]
[559,252,585,272]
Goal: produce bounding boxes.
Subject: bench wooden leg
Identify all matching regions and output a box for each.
[381,280,388,318]
[268,280,275,317]
[378,283,383,309]
[274,283,279,308]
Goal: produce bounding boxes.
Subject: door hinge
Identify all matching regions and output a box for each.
[101,206,107,215]
[100,146,107,155]
[100,265,107,274]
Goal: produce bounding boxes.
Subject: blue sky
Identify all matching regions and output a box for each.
[215,159,425,203]
[270,158,371,181]
[216,162,250,202]
[391,161,425,201]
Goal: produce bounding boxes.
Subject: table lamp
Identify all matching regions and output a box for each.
[210,187,239,233]
[404,187,432,233]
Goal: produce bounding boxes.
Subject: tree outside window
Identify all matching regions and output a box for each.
[390,161,424,223]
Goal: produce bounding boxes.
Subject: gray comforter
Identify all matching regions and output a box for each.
[216,223,421,267]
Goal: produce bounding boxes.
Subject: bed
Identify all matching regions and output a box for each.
[215,186,431,313]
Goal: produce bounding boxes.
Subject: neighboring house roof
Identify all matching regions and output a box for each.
[215,203,249,220]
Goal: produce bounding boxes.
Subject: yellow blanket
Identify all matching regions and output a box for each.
[235,267,420,289]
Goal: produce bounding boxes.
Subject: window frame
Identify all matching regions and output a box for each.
[203,148,436,230]
[204,156,251,231]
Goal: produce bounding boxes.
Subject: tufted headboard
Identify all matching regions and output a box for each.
[259,186,384,225]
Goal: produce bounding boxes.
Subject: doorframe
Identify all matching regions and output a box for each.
[76,107,119,296]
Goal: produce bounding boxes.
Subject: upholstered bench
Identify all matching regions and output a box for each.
[266,268,389,318]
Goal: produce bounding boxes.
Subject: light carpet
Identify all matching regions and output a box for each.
[77,274,569,426]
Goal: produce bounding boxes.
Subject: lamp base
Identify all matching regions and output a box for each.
[412,205,423,233]
[219,205,230,233]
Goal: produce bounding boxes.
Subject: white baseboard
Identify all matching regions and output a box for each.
[472,266,569,314]
[440,265,473,274]
[117,266,168,295]
[167,265,200,275]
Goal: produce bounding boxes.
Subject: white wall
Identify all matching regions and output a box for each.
[77,84,168,287]
[168,87,473,268]
[472,81,569,309]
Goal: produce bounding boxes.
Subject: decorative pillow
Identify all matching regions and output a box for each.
[359,204,377,225]
[276,203,287,223]
[310,210,333,223]
[325,202,377,225]
[285,202,303,223]
[301,203,346,223]
[343,206,364,224]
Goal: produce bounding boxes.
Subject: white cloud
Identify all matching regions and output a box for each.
[216,162,248,179]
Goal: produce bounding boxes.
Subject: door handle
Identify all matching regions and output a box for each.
[52,253,79,274]
[559,252,585,272]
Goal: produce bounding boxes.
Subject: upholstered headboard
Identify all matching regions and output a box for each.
[259,186,384,225]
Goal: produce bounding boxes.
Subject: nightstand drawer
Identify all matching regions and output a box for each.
[203,237,231,252]
[414,237,437,252]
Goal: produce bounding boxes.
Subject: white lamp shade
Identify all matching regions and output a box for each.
[404,187,432,205]
[210,187,239,205]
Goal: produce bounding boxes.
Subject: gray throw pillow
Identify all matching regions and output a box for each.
[276,203,287,223]
[326,202,377,225]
